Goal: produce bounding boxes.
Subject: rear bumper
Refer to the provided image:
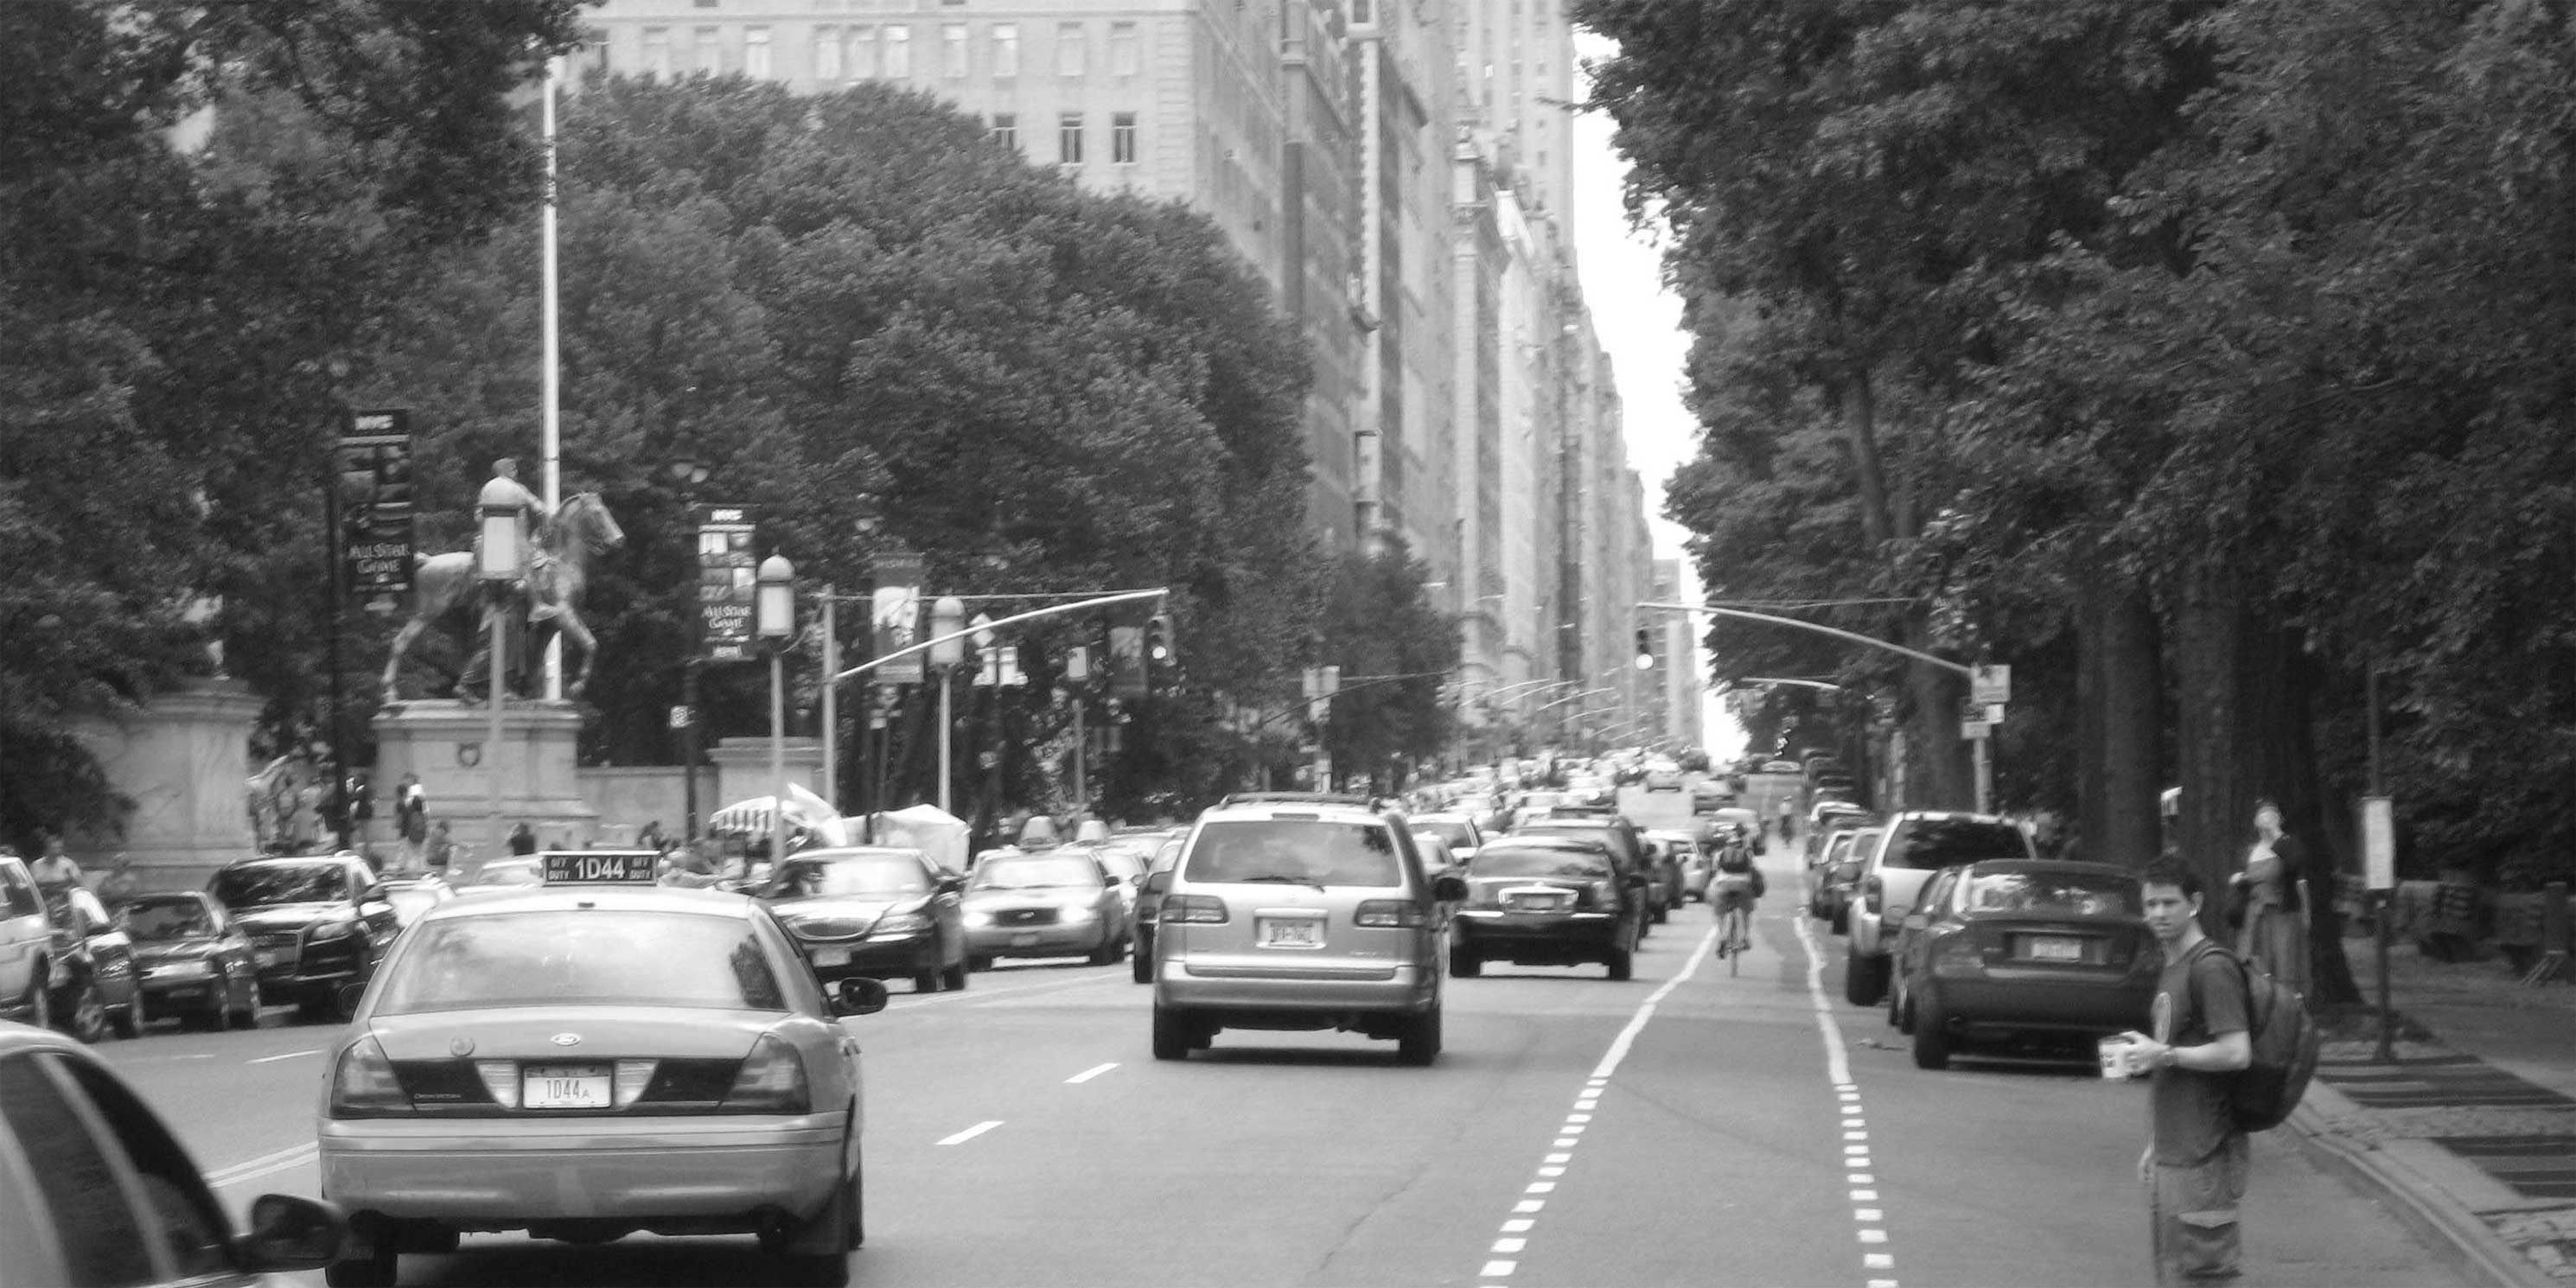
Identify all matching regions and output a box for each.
[319,1113,846,1225]
[968,921,1107,958]
[1929,972,2154,1033]
[797,934,940,982]
[1155,960,1434,1015]
[1453,911,1623,953]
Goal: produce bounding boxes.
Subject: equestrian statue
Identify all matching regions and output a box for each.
[380,457,625,703]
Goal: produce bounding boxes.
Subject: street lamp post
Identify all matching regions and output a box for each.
[666,458,712,841]
[930,596,966,813]
[757,554,796,868]
[476,475,525,857]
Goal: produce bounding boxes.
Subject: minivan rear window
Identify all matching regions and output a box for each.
[1884,820,2030,871]
[1185,820,1401,888]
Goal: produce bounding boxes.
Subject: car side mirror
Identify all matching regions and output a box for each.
[1431,875,1468,902]
[234,1193,348,1272]
[832,977,890,1017]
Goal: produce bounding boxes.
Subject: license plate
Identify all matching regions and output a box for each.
[1259,918,1321,947]
[1508,893,1570,911]
[523,1065,611,1109]
[2026,935,2084,962]
[1011,932,1040,947]
[810,946,851,966]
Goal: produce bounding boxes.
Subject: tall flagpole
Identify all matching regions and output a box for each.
[540,54,565,700]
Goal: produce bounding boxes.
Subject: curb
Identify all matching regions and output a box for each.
[2288,1092,2558,1288]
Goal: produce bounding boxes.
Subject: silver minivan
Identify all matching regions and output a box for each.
[1150,797,1466,1065]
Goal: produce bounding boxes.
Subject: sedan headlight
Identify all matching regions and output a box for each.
[964,909,995,928]
[1059,904,1099,923]
[310,915,358,940]
[871,912,933,937]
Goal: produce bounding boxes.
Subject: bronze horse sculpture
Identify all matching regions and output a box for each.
[379,492,624,703]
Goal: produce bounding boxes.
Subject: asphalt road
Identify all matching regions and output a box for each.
[93,775,2467,1286]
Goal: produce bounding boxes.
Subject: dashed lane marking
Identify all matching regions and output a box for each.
[1065,1062,1119,1084]
[246,1049,320,1065]
[936,1120,1003,1145]
[1795,914,1897,1287]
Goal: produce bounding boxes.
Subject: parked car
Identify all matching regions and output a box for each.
[964,848,1129,970]
[1803,826,1871,925]
[1633,834,1686,921]
[0,1019,349,1285]
[121,891,265,1031]
[1760,760,1803,775]
[207,854,401,1023]
[1646,828,1712,902]
[1842,813,2037,1006]
[1885,859,2160,1069]
[0,856,57,1030]
[1689,777,1735,815]
[762,846,970,993]
[1642,761,1685,793]
[1818,834,1876,936]
[1150,796,1464,1063]
[1450,836,1648,979]
[1805,801,1875,861]
[41,886,143,1041]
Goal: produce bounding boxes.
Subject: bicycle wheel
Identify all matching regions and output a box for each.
[1727,909,1743,976]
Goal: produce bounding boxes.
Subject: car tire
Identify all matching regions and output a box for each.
[1130,946,1152,984]
[913,967,941,994]
[967,954,994,973]
[1653,902,1670,926]
[1605,946,1634,982]
[23,964,50,1031]
[1087,935,1117,967]
[1830,905,1850,936]
[1845,940,1887,1007]
[1151,1005,1191,1061]
[942,957,969,992]
[1911,985,1952,1070]
[774,1175,856,1286]
[1449,944,1481,978]
[59,977,109,1044]
[1397,1004,1441,1067]
[230,977,263,1030]
[322,1230,399,1288]
[109,988,143,1039]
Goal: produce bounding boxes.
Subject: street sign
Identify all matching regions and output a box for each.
[1972,664,2012,706]
[870,545,924,684]
[668,705,692,730]
[695,504,757,661]
[337,411,413,598]
[2362,796,2395,890]
[1961,718,1993,741]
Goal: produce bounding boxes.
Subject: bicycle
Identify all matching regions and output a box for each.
[1710,877,1757,975]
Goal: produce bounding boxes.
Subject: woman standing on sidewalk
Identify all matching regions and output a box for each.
[2234,799,2310,995]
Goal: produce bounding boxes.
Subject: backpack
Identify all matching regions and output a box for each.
[2194,941,2320,1132]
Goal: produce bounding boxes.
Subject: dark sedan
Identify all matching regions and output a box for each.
[207,854,399,1022]
[1886,859,2160,1070]
[762,846,969,992]
[122,891,264,1030]
[1448,836,1646,981]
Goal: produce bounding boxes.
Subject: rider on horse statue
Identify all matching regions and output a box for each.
[476,457,558,623]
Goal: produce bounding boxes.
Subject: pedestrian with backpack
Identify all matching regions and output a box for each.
[2120,858,2253,1285]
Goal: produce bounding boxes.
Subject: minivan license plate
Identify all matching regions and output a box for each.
[2026,935,2084,962]
[523,1065,610,1109]
[1259,918,1320,947]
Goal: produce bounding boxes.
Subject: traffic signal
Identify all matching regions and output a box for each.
[1635,628,1655,670]
[1145,613,1176,669]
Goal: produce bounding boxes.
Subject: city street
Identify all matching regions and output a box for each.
[96,783,2460,1287]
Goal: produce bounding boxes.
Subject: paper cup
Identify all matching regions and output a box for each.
[2098,1036,2136,1081]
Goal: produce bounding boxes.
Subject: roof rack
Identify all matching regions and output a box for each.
[1215,791,1374,807]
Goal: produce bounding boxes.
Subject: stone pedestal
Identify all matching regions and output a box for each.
[373,699,600,862]
[72,678,264,893]
[709,736,824,813]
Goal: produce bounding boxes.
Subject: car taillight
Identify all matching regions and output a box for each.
[473,1060,521,1108]
[719,1034,811,1114]
[328,1036,411,1118]
[1353,899,1424,928]
[1160,895,1230,924]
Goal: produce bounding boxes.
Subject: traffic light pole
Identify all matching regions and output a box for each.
[828,589,1170,686]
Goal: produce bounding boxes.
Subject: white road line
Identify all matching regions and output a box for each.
[1586,928,1714,1080]
[1064,1062,1119,1084]
[936,1120,1004,1145]
[246,1049,320,1065]
[1795,914,1896,1286]
[206,1143,318,1189]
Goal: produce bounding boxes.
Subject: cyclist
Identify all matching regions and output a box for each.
[1709,826,1764,957]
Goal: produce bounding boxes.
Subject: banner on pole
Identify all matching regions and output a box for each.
[696,504,758,661]
[337,411,414,600]
[870,545,924,684]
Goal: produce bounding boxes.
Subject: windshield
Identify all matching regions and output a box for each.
[970,855,1102,889]
[211,864,348,908]
[771,852,932,898]
[1183,819,1402,888]
[373,910,787,1014]
[1885,820,2031,871]
[1470,846,1611,879]
[123,897,215,941]
[461,863,541,889]
[1965,870,2140,916]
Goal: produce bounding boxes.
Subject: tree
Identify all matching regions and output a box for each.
[1317,547,1462,792]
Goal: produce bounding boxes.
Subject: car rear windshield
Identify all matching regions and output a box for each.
[772,853,931,897]
[373,910,787,1014]
[970,855,1101,889]
[1184,819,1402,888]
[1470,846,1612,879]
[211,864,348,907]
[1965,870,2140,916]
[1884,820,2029,871]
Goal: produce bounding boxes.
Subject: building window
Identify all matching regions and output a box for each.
[883,24,909,78]
[990,112,1017,150]
[992,22,1017,77]
[1112,112,1137,164]
[1056,22,1085,76]
[744,27,772,78]
[848,26,877,79]
[1058,112,1083,164]
[693,26,724,74]
[580,28,611,76]
[814,25,842,80]
[643,27,673,79]
[941,23,967,77]
[1110,22,1138,76]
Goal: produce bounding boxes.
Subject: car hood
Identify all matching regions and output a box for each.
[964,886,1098,908]
[366,1005,781,1063]
[130,937,230,963]
[230,902,351,931]
[768,895,928,937]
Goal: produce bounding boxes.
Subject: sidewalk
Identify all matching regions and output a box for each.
[2292,939,2576,1287]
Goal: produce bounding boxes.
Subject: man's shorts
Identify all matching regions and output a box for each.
[1711,878,1757,915]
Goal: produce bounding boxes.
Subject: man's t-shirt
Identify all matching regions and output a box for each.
[2150,936,2251,1165]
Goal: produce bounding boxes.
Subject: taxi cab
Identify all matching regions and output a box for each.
[313,851,889,1287]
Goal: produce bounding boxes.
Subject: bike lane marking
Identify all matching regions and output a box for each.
[1476,926,1718,1283]
[937,1119,1004,1145]
[1794,914,1897,1288]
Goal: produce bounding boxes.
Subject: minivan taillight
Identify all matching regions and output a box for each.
[1161,894,1231,924]
[328,1036,411,1118]
[1353,899,1425,928]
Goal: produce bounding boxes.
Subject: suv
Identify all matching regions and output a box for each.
[1151,798,1464,1065]
[207,854,399,1022]
[0,858,54,1029]
[1842,812,2035,1005]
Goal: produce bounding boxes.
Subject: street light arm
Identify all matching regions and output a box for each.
[1634,601,1973,679]
[1243,670,1456,737]
[830,588,1169,686]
